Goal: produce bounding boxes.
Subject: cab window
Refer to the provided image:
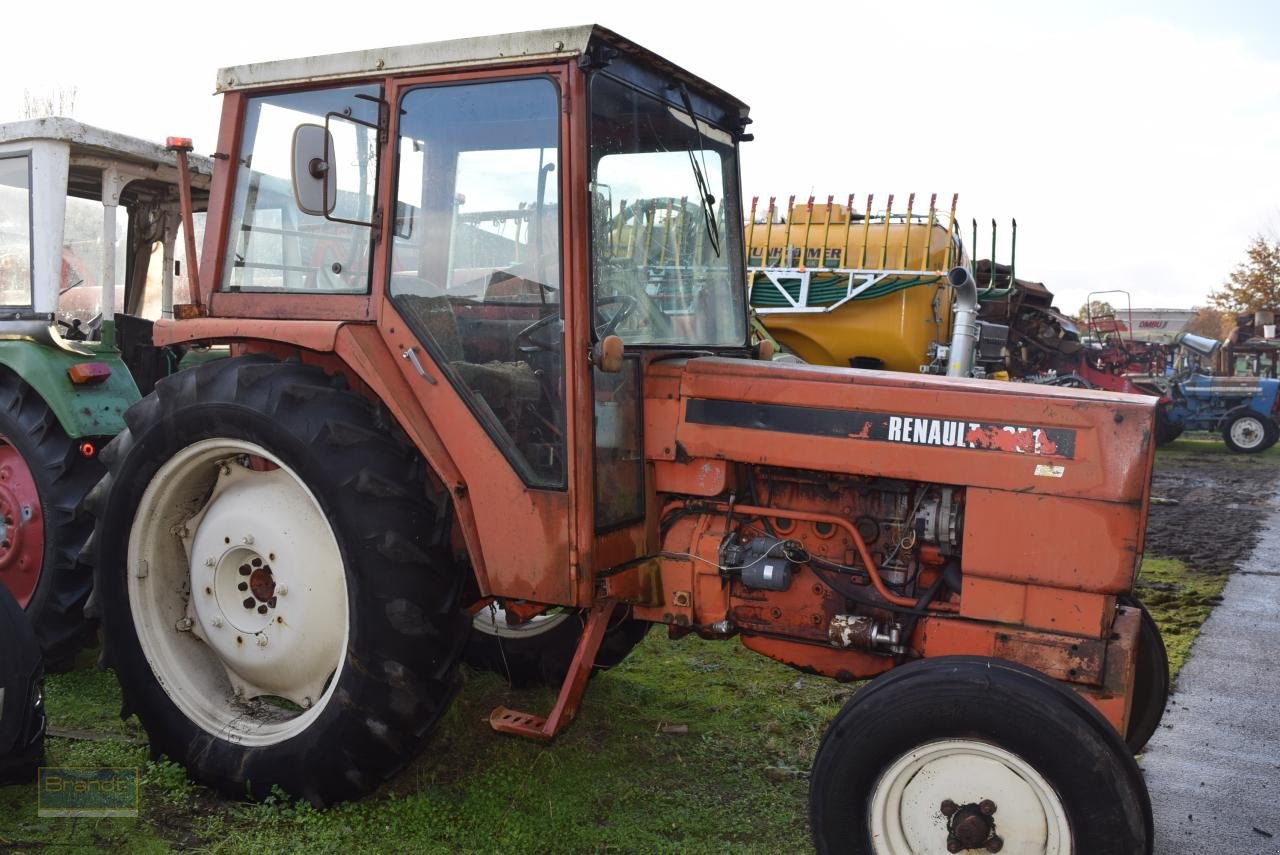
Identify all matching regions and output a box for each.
[390,78,565,488]
[223,85,380,293]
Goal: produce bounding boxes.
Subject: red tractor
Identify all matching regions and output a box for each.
[88,27,1162,852]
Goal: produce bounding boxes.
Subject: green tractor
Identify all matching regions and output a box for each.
[0,118,210,667]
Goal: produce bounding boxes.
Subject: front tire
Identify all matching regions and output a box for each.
[0,370,101,670]
[89,355,469,805]
[1221,409,1277,453]
[809,656,1152,854]
[1119,596,1169,753]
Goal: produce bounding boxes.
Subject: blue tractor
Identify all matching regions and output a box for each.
[1150,333,1280,453]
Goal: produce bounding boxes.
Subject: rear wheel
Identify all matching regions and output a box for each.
[0,371,101,670]
[809,656,1152,854]
[89,356,469,805]
[1153,404,1184,446]
[1119,595,1169,754]
[467,602,649,687]
[1221,409,1276,453]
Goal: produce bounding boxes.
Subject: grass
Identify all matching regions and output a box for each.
[1133,555,1227,680]
[1160,433,1280,460]
[1,636,837,854]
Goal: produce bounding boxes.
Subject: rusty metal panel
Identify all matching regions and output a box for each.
[652,459,730,496]
[963,488,1141,594]
[153,318,345,351]
[959,576,1027,626]
[669,357,1155,505]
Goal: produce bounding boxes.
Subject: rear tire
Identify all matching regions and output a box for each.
[467,603,649,688]
[1221,409,1276,453]
[809,656,1152,854]
[0,370,101,670]
[1119,595,1169,754]
[1153,404,1184,446]
[89,355,470,805]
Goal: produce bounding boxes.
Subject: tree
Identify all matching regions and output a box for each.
[1184,305,1233,340]
[22,86,77,119]
[1211,235,1280,314]
[1074,299,1115,325]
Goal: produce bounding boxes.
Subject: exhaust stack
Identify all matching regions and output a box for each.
[946,266,979,377]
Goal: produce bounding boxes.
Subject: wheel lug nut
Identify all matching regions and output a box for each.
[242,597,255,609]
[256,634,268,647]
[238,564,251,576]
[946,836,963,854]
[940,799,958,817]
[243,535,254,545]
[257,604,268,614]
[979,799,997,816]
[985,835,1004,853]
[238,581,248,591]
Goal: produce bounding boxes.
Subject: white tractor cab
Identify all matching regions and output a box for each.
[0,118,210,666]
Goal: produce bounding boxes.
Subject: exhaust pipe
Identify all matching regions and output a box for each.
[946,266,979,377]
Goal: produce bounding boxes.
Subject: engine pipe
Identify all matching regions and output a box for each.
[700,500,961,613]
[946,266,980,377]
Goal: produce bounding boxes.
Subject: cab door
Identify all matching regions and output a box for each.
[379,68,581,606]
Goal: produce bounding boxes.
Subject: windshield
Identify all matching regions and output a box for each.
[588,74,747,347]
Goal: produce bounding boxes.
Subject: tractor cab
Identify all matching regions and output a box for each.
[0,119,212,395]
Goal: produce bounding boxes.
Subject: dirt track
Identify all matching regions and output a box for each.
[1145,444,1280,574]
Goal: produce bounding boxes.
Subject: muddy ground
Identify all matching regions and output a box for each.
[1144,440,1280,574]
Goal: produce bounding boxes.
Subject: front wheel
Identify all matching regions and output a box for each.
[809,656,1152,854]
[89,356,469,805]
[1221,409,1277,453]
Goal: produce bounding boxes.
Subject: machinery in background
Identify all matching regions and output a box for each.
[0,119,210,667]
[1141,333,1280,452]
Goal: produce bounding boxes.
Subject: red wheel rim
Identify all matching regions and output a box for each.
[0,437,44,608]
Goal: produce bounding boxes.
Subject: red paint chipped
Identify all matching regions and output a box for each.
[964,425,1058,456]
[848,420,872,439]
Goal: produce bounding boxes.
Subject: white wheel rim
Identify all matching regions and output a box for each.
[127,438,349,747]
[472,603,573,638]
[1230,417,1265,449]
[869,739,1070,854]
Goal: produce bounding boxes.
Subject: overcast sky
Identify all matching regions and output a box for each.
[5,0,1278,314]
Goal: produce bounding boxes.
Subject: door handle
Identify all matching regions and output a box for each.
[402,346,437,385]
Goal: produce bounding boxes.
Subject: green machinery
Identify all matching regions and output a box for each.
[0,118,209,666]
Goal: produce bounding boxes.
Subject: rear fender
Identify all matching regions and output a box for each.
[0,340,139,438]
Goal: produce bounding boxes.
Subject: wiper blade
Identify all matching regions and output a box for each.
[677,85,721,258]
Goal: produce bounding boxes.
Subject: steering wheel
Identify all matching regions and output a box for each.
[594,295,637,338]
[515,295,639,355]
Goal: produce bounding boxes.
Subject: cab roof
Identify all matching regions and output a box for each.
[0,117,212,177]
[215,25,747,115]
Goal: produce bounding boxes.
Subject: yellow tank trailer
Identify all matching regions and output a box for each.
[747,194,965,372]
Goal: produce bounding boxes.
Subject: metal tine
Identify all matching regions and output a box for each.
[860,194,874,267]
[879,195,894,269]
[921,193,937,272]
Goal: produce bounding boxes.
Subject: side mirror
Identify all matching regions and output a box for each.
[291,124,336,216]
